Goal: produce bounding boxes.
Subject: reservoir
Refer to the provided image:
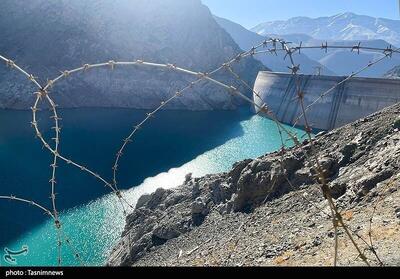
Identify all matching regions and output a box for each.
[0,108,304,266]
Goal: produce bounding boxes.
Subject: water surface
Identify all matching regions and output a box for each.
[0,108,304,266]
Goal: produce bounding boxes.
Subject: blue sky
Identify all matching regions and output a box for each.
[202,0,399,29]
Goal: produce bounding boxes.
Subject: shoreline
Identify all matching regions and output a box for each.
[108,103,400,266]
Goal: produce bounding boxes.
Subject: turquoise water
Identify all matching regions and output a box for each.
[0,108,304,266]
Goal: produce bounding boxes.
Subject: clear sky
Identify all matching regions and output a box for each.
[202,0,399,29]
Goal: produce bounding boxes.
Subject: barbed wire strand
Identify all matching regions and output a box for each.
[291,45,400,128]
[1,38,398,266]
[0,57,65,265]
[0,195,54,219]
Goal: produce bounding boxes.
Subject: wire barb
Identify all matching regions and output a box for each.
[1,37,397,266]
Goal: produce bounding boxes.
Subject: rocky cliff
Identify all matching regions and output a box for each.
[0,0,265,110]
[108,103,400,266]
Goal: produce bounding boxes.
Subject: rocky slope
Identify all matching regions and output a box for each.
[0,0,265,110]
[108,103,400,266]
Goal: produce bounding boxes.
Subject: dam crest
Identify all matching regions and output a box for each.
[253,71,400,131]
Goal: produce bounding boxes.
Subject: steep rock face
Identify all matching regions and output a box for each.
[108,103,400,266]
[0,0,265,110]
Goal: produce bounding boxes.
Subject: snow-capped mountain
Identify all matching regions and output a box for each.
[264,36,400,77]
[214,16,336,75]
[252,12,400,47]
[215,15,398,78]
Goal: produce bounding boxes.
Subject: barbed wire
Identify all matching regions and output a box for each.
[1,37,399,266]
[0,56,67,265]
[0,57,90,266]
[210,38,399,266]
[259,39,399,266]
[0,195,54,219]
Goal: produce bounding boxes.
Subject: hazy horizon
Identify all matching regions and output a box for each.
[202,0,400,29]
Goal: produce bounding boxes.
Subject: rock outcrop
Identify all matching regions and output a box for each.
[0,0,265,110]
[108,103,400,266]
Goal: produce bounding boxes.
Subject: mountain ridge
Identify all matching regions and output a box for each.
[0,0,265,110]
[251,30,400,77]
[214,16,336,75]
[251,12,400,47]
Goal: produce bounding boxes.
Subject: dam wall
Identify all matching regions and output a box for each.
[253,71,400,131]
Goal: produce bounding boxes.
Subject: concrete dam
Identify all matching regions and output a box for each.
[253,71,400,131]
